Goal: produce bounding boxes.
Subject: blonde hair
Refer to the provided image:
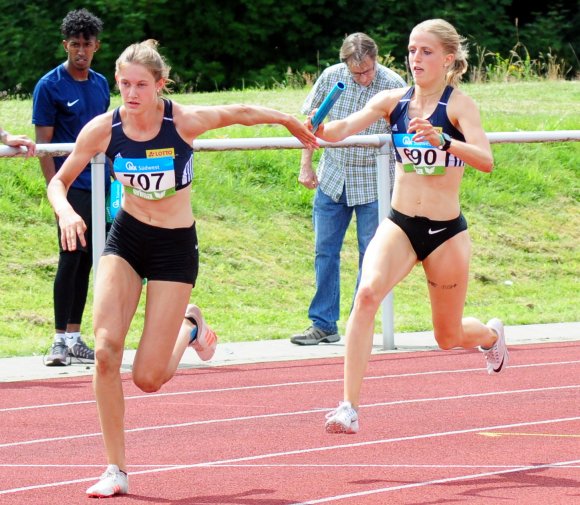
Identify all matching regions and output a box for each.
[412,19,469,86]
[115,39,173,93]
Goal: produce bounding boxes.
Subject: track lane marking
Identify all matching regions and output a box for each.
[1,384,579,448]
[1,359,579,413]
[1,416,579,495]
[288,458,580,504]
[479,431,580,438]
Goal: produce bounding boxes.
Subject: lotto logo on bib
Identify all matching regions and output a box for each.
[146,147,175,159]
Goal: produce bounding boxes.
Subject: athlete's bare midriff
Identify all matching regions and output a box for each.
[122,186,194,228]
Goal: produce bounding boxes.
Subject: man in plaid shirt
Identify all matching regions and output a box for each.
[291,33,406,345]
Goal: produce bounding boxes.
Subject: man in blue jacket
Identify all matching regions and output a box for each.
[33,9,110,366]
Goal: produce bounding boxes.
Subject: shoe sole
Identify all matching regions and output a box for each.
[486,318,509,374]
[45,358,69,366]
[491,349,509,374]
[325,420,358,434]
[70,356,95,364]
[291,334,340,345]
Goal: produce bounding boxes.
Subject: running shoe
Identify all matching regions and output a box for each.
[68,336,95,364]
[86,464,128,498]
[325,401,359,434]
[291,326,340,345]
[45,338,69,367]
[185,304,218,361]
[481,318,509,374]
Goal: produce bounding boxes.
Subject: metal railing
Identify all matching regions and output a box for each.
[2,129,579,349]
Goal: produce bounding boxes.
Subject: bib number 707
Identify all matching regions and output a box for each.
[123,172,165,191]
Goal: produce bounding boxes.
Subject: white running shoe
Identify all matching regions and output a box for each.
[86,464,128,497]
[325,401,359,434]
[185,304,218,361]
[481,318,509,374]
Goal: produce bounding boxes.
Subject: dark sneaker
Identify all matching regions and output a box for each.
[290,326,340,345]
[69,336,95,364]
[45,338,70,367]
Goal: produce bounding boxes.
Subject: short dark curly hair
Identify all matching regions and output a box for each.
[60,9,103,40]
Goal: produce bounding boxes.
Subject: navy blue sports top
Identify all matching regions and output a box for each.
[106,99,193,200]
[389,86,465,165]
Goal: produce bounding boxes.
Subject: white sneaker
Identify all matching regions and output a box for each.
[86,464,128,498]
[185,304,218,361]
[481,318,509,374]
[325,401,359,434]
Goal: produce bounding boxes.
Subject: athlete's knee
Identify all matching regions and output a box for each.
[93,330,124,375]
[132,368,164,393]
[353,284,382,314]
[94,343,122,376]
[433,326,462,350]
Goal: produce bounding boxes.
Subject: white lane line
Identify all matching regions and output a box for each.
[1,384,579,449]
[1,415,579,495]
[288,459,580,504]
[2,359,579,413]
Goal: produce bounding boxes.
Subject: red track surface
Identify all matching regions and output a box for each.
[1,341,579,504]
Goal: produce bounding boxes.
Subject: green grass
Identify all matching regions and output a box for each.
[0,81,578,357]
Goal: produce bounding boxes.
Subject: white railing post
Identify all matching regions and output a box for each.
[90,153,107,278]
[375,135,395,350]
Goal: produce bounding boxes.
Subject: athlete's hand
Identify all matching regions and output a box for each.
[304,109,326,138]
[57,207,87,251]
[408,117,442,147]
[286,115,319,149]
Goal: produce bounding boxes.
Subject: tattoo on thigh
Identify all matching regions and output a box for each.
[428,279,458,290]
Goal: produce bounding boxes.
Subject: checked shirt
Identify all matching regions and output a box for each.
[302,63,406,206]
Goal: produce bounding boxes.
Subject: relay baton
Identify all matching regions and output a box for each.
[311,81,346,133]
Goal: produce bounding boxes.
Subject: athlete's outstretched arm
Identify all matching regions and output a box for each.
[177,104,318,149]
[312,89,398,142]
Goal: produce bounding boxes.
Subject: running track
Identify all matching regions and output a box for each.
[1,341,579,504]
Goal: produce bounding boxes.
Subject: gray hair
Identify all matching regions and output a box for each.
[339,33,378,66]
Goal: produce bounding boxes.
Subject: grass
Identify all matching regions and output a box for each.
[0,81,578,357]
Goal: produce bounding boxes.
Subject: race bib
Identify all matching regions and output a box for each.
[113,156,176,200]
[393,133,448,176]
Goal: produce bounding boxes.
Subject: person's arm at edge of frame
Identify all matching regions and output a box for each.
[0,126,36,157]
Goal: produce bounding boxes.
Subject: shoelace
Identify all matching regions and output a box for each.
[325,403,354,420]
[69,338,95,365]
[42,342,71,366]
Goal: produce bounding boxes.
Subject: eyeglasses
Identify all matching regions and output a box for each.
[348,64,376,78]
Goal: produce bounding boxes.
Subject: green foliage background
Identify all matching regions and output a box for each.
[0,0,578,95]
[0,82,578,358]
